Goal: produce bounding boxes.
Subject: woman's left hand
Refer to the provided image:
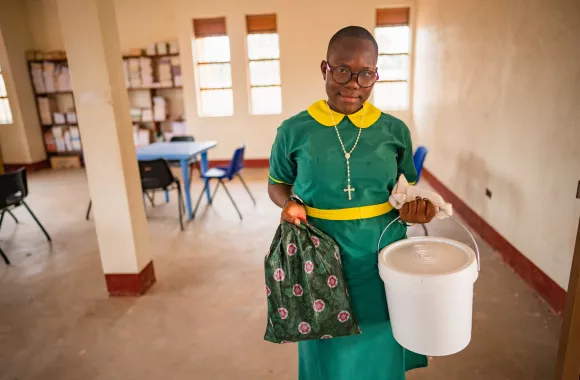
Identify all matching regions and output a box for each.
[400,198,437,224]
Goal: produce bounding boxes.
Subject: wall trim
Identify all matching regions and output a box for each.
[423,168,566,314]
[3,159,50,173]
[104,260,156,297]
[209,158,269,169]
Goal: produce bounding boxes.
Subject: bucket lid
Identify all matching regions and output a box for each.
[380,237,476,276]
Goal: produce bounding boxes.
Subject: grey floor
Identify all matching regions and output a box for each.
[0,169,561,380]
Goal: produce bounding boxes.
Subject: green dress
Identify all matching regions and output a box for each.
[268,100,427,380]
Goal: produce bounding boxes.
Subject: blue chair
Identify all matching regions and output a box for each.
[413,146,428,183]
[192,146,256,220]
[413,146,429,235]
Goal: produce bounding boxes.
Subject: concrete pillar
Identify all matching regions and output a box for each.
[56,0,155,296]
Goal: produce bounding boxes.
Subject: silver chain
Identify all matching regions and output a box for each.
[326,102,364,200]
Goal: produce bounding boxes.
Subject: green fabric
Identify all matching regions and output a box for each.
[268,109,427,379]
[264,222,361,343]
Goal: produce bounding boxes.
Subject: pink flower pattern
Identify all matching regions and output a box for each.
[337,311,351,323]
[287,243,297,256]
[320,335,333,340]
[278,308,289,320]
[304,261,314,274]
[281,340,292,344]
[327,275,338,289]
[266,285,271,297]
[313,299,326,312]
[311,236,320,247]
[292,284,304,297]
[273,268,285,282]
[298,322,311,335]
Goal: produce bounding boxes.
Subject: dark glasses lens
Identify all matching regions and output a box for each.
[330,66,377,88]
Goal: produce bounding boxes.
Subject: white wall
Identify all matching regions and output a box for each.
[413,0,580,288]
[0,0,45,164]
[25,0,416,159]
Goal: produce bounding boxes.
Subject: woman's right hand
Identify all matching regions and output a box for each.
[281,201,307,225]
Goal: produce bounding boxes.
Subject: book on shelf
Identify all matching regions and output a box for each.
[69,126,82,151]
[44,130,56,152]
[38,97,56,125]
[169,40,179,55]
[153,96,167,122]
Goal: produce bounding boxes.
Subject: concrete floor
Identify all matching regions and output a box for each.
[0,168,561,380]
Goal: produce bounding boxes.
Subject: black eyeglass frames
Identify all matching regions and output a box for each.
[325,62,379,88]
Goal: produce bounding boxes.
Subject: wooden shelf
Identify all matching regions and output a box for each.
[28,58,68,63]
[36,91,74,95]
[128,86,182,91]
[122,53,179,59]
[47,151,83,157]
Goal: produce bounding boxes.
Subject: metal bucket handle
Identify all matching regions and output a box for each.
[377,216,481,272]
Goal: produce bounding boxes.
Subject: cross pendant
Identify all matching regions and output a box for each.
[344,185,355,200]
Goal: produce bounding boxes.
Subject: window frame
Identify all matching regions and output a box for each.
[374,7,412,112]
[246,14,282,115]
[0,64,13,124]
[192,17,234,117]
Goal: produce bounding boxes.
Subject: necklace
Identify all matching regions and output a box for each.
[326,102,364,201]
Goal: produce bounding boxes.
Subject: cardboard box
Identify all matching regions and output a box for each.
[50,156,82,169]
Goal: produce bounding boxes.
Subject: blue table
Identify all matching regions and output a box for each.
[136,141,217,219]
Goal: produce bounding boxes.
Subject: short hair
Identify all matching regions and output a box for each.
[326,26,379,60]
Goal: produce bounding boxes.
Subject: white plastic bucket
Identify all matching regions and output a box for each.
[377,217,480,356]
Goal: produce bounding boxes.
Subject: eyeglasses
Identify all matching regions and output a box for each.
[325,62,379,88]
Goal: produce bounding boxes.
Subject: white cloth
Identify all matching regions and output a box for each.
[389,175,453,219]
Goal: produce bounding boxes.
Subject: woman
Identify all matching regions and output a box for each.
[267,26,436,379]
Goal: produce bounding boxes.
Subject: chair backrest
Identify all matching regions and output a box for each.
[138,159,175,190]
[0,168,28,210]
[170,135,195,142]
[413,146,428,182]
[224,146,246,178]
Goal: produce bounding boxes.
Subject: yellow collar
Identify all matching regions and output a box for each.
[307,100,382,128]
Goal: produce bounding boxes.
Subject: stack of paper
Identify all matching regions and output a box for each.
[38,97,55,125]
[156,42,168,55]
[127,58,141,88]
[52,127,66,152]
[53,112,66,124]
[141,109,153,122]
[69,126,82,151]
[31,63,46,93]
[56,64,72,91]
[66,111,77,124]
[153,96,167,121]
[171,57,182,87]
[44,131,56,152]
[140,57,153,87]
[158,57,173,87]
[169,40,179,54]
[43,62,56,93]
[146,44,156,56]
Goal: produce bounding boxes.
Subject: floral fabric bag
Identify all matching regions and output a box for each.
[264,221,361,343]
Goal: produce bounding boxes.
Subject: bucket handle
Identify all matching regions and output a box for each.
[377,216,481,272]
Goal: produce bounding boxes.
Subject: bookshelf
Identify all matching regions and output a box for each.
[26,42,184,168]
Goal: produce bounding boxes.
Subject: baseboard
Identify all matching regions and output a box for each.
[422,168,566,314]
[209,159,269,169]
[3,159,50,173]
[104,261,157,297]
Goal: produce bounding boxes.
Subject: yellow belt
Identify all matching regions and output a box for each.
[305,202,394,221]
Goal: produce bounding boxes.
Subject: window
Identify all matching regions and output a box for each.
[246,14,282,115]
[0,64,13,124]
[193,17,233,117]
[374,8,411,111]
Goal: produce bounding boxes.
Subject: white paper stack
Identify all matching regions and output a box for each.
[31,63,46,93]
[140,57,153,87]
[156,42,168,55]
[153,96,167,121]
[63,129,73,151]
[43,62,56,93]
[53,112,66,124]
[141,109,153,122]
[38,97,55,125]
[52,126,66,152]
[146,44,156,56]
[158,57,173,87]
[172,121,187,135]
[69,126,82,151]
[56,65,72,91]
[171,57,182,87]
[128,58,141,88]
[66,111,77,124]
[169,40,179,54]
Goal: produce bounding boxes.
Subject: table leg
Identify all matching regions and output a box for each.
[200,151,211,203]
[181,159,193,219]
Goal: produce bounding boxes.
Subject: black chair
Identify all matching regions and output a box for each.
[139,159,185,230]
[168,135,199,182]
[0,168,51,264]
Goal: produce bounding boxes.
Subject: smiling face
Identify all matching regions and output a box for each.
[321,37,378,115]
